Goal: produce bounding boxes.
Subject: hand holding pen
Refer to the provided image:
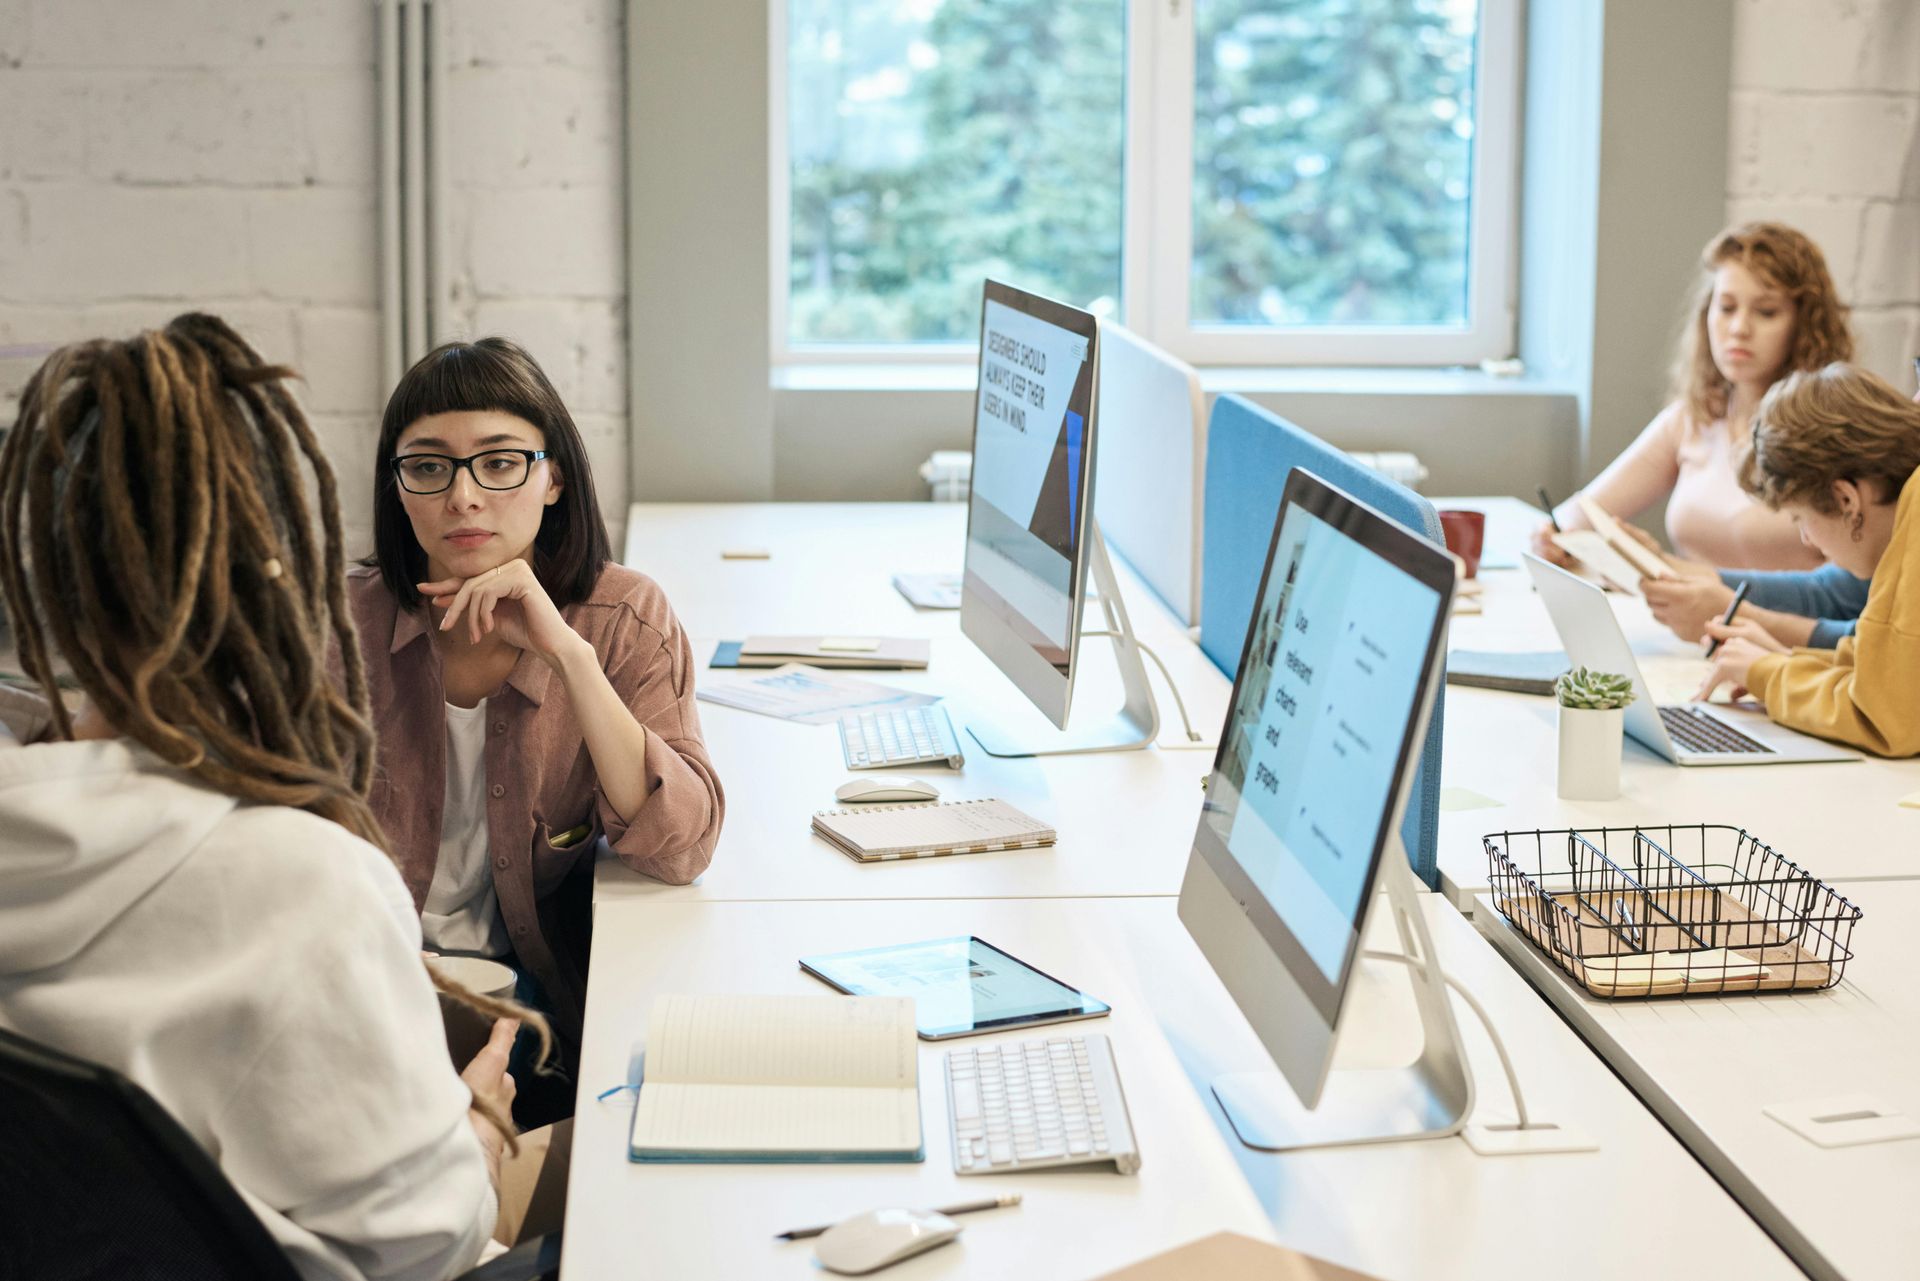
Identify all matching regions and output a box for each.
[1703,580,1749,658]
[1530,486,1576,568]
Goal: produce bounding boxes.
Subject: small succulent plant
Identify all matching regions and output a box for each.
[1555,666,1636,711]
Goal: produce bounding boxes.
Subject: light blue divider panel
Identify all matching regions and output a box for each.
[1199,395,1447,888]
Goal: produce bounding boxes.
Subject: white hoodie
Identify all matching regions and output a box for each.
[0,687,496,1281]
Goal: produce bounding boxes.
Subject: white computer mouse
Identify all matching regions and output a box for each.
[834,776,941,804]
[814,1208,960,1275]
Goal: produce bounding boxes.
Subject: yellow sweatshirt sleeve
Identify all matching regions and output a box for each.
[1748,631,1920,757]
[1747,471,1920,758]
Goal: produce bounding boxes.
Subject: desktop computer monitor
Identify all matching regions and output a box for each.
[960,280,1101,732]
[1178,467,1467,1149]
[1092,323,1206,628]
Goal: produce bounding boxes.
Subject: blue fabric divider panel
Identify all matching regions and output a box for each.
[1198,394,1448,888]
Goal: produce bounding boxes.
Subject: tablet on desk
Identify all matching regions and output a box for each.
[799,936,1111,1040]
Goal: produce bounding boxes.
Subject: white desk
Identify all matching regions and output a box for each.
[582,501,1816,1281]
[564,897,1276,1281]
[623,502,971,638]
[1436,561,1920,906]
[565,894,1799,1281]
[626,500,1920,911]
[1476,878,1920,1281]
[611,503,1231,904]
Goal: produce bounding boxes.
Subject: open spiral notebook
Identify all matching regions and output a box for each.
[811,798,1056,863]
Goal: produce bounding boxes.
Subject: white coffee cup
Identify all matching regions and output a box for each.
[425,955,518,1067]
[425,954,517,1000]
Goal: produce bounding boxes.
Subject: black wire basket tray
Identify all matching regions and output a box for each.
[1483,824,1861,999]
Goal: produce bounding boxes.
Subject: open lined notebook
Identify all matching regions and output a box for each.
[811,798,1056,862]
[628,994,923,1163]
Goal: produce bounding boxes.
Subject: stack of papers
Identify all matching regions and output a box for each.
[696,664,938,725]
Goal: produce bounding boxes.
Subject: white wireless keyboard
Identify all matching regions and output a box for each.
[838,704,965,770]
[944,1033,1141,1175]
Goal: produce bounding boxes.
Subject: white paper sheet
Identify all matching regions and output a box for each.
[695,663,938,724]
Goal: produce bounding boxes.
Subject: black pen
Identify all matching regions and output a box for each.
[776,1193,1022,1241]
[1537,486,1561,532]
[1704,580,1750,658]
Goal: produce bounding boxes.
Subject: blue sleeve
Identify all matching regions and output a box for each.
[1719,564,1869,649]
[1807,616,1859,648]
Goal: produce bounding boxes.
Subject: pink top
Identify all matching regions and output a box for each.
[348,562,724,1046]
[1562,401,1824,571]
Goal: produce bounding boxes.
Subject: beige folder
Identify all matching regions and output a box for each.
[1090,1232,1386,1281]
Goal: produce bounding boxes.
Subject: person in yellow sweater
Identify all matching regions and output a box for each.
[1697,363,1920,756]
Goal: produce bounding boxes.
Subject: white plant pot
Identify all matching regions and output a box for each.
[1557,705,1625,801]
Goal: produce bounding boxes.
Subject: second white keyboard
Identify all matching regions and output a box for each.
[839,704,965,770]
[945,1033,1141,1175]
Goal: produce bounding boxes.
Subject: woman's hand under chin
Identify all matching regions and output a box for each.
[419,560,586,668]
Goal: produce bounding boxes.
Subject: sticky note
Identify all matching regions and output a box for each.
[1899,790,1920,810]
[820,637,882,652]
[720,547,770,560]
[1439,786,1502,813]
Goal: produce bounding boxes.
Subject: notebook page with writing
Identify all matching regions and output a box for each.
[643,994,915,1088]
[812,798,1055,859]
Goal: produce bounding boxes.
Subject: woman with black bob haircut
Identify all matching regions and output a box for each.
[351,337,723,1115]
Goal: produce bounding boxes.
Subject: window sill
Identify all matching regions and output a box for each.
[772,362,1574,398]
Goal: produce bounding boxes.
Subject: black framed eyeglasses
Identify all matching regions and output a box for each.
[390,449,550,495]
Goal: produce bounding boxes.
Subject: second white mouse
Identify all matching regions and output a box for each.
[814,1208,960,1275]
[835,776,941,804]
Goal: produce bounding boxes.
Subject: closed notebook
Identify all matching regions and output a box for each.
[812,797,1056,862]
[628,993,923,1163]
[1445,649,1569,696]
[730,635,931,669]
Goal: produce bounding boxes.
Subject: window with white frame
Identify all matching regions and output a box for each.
[773,0,1517,367]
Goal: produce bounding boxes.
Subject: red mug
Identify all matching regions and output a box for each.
[1437,509,1486,579]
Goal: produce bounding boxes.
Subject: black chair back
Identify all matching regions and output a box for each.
[0,1025,303,1281]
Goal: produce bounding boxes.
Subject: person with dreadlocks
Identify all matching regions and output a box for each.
[0,315,552,1277]
[349,337,722,1118]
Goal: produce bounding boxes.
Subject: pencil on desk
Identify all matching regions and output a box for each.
[776,1193,1022,1240]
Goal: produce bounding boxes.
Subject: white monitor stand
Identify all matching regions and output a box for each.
[1212,831,1474,1152]
[967,519,1161,759]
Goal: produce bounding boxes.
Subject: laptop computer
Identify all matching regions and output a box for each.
[1523,554,1858,766]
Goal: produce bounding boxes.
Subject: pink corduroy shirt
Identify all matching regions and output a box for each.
[346,562,723,1045]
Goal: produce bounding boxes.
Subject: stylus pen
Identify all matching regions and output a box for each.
[1537,486,1561,532]
[776,1193,1023,1240]
[1704,580,1750,658]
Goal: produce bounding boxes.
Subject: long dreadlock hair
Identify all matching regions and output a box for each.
[0,312,545,1146]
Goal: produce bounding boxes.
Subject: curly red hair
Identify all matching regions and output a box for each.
[1672,222,1853,427]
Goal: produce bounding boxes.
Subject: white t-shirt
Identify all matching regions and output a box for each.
[421,699,512,958]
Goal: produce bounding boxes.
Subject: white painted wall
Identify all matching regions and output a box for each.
[0,0,628,554]
[1728,0,1920,393]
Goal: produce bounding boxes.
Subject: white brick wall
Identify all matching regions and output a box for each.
[3,0,1913,551]
[0,0,629,556]
[437,0,629,529]
[1729,0,1920,393]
